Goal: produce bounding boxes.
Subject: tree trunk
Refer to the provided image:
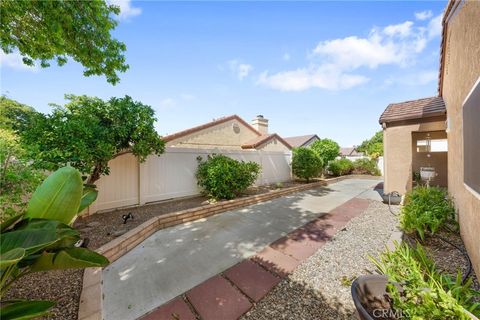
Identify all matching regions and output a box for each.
[86,164,102,185]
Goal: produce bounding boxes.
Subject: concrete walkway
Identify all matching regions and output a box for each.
[102,178,380,320]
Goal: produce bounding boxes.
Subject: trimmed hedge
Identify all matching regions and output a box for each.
[196,154,261,200]
[353,158,381,176]
[328,158,354,176]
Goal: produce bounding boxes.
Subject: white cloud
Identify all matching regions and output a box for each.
[258,15,441,92]
[0,51,37,72]
[415,10,433,21]
[428,14,443,39]
[257,65,369,91]
[282,53,291,61]
[109,0,142,20]
[383,21,414,38]
[228,60,253,80]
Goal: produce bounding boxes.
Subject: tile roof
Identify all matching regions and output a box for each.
[241,134,292,150]
[162,115,261,142]
[379,96,446,124]
[339,147,364,157]
[283,134,319,148]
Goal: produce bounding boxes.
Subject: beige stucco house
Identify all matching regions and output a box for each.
[163,114,292,152]
[381,0,480,275]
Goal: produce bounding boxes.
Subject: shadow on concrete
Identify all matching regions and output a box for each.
[102,179,378,320]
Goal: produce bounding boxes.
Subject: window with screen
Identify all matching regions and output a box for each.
[463,78,480,195]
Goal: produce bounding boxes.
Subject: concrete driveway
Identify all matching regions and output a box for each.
[102,178,381,320]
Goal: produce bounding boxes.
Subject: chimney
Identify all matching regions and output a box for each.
[251,115,268,134]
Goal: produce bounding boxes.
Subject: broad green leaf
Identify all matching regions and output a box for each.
[0,248,25,268]
[0,213,24,233]
[29,248,109,272]
[0,300,55,320]
[26,166,83,225]
[17,219,80,250]
[78,187,98,213]
[0,228,58,255]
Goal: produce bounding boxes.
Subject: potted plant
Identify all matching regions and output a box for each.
[351,243,480,320]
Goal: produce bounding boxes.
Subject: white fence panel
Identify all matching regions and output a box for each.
[90,153,139,213]
[91,147,292,213]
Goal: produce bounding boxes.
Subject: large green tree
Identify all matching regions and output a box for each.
[310,138,340,168]
[0,0,128,84]
[357,131,383,159]
[0,97,44,220]
[20,95,165,184]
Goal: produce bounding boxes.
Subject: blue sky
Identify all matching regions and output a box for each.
[0,1,446,146]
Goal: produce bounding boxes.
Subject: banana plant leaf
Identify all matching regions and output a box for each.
[29,248,109,272]
[0,228,58,256]
[78,187,98,214]
[0,248,25,269]
[0,214,24,233]
[0,300,55,320]
[25,166,83,225]
[18,220,80,251]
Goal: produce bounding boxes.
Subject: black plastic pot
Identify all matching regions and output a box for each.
[351,275,390,320]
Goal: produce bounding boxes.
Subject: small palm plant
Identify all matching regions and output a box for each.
[0,166,109,319]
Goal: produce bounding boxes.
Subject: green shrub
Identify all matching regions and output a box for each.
[291,147,323,182]
[400,186,456,240]
[196,154,261,200]
[372,242,480,319]
[328,158,354,176]
[352,158,380,176]
[310,138,340,168]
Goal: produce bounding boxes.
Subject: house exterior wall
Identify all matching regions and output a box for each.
[256,137,291,152]
[165,119,259,149]
[383,119,446,194]
[441,0,480,275]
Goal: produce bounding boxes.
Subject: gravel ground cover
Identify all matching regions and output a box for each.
[242,200,399,320]
[242,200,479,320]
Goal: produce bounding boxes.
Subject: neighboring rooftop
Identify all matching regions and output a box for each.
[379,96,446,124]
[283,134,320,148]
[241,134,292,150]
[339,147,364,157]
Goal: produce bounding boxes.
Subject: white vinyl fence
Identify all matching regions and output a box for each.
[88,147,292,214]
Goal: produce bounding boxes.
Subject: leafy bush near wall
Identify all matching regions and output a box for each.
[400,186,456,240]
[352,158,381,176]
[328,158,354,176]
[291,147,323,182]
[372,242,480,319]
[196,154,261,200]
